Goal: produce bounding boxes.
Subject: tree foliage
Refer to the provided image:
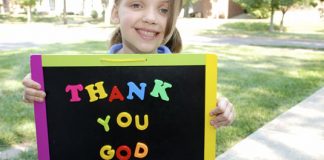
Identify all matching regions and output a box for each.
[17,0,36,7]
[233,0,272,18]
[235,0,316,31]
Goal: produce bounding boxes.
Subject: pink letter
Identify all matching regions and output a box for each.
[65,84,84,102]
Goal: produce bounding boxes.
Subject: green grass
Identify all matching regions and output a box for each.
[0,41,107,153]
[183,44,324,155]
[200,21,324,41]
[1,41,324,159]
[0,14,104,24]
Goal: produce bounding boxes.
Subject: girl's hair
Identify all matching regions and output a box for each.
[110,0,183,53]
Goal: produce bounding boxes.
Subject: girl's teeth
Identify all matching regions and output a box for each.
[139,30,156,36]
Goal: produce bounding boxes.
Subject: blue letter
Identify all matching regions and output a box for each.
[127,82,147,100]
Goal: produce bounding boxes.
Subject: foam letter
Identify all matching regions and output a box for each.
[97,115,111,132]
[100,145,115,160]
[150,79,172,101]
[135,114,149,131]
[65,84,83,102]
[109,86,125,102]
[134,142,148,158]
[127,82,147,100]
[85,81,108,102]
[116,145,131,160]
[117,112,132,128]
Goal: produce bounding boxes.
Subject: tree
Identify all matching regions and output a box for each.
[18,0,36,22]
[235,0,315,32]
[234,0,272,18]
[63,0,67,24]
[270,0,315,32]
[2,0,10,13]
[182,0,198,17]
[101,0,114,24]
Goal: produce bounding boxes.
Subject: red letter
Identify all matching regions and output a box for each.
[65,84,83,102]
[109,86,125,102]
[116,145,131,160]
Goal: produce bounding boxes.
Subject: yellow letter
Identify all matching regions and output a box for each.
[85,81,108,102]
[135,114,149,131]
[100,145,115,160]
[117,112,132,128]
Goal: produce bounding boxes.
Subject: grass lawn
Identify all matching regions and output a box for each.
[200,20,324,42]
[0,40,323,159]
[0,14,104,25]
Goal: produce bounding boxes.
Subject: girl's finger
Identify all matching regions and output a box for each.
[210,97,230,116]
[25,87,46,99]
[22,74,41,89]
[24,94,45,103]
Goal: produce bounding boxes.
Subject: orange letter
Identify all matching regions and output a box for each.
[134,142,148,158]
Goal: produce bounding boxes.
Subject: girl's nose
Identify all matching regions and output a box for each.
[142,8,157,24]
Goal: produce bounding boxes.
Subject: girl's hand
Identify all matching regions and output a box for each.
[210,97,235,128]
[22,73,46,103]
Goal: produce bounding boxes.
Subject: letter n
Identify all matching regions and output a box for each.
[127,82,147,100]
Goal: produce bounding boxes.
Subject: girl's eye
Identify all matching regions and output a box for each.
[130,3,143,9]
[160,8,168,14]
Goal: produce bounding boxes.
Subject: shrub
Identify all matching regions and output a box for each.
[91,10,98,19]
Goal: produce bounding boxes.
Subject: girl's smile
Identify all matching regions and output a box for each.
[135,27,161,41]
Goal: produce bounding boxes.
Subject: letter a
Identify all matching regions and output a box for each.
[85,81,108,102]
[109,86,125,102]
[150,79,172,101]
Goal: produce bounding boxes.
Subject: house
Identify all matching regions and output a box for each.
[191,0,244,18]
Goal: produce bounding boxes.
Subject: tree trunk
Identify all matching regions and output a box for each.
[280,9,287,32]
[82,0,85,15]
[183,2,190,17]
[104,0,114,24]
[3,0,9,13]
[27,5,32,23]
[63,0,67,24]
[269,6,275,32]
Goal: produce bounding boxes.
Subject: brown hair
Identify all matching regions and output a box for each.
[109,0,183,53]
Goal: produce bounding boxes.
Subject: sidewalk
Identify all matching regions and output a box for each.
[217,87,324,160]
[0,143,32,159]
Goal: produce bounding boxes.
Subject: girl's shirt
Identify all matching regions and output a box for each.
[108,43,172,54]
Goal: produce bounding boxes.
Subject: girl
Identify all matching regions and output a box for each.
[22,0,234,128]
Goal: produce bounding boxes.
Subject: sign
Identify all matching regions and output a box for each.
[31,54,217,160]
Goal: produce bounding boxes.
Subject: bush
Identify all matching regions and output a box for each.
[91,10,98,19]
[248,8,270,18]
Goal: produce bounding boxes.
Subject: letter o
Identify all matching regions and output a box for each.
[117,112,132,128]
[116,145,131,160]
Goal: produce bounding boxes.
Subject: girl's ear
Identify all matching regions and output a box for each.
[110,5,120,24]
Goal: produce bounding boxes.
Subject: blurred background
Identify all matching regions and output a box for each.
[0,0,324,159]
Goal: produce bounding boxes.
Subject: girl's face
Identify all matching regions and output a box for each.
[111,0,170,53]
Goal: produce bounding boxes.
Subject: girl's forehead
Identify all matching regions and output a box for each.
[119,0,170,3]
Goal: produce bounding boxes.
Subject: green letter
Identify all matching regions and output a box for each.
[150,79,172,101]
[97,115,111,132]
